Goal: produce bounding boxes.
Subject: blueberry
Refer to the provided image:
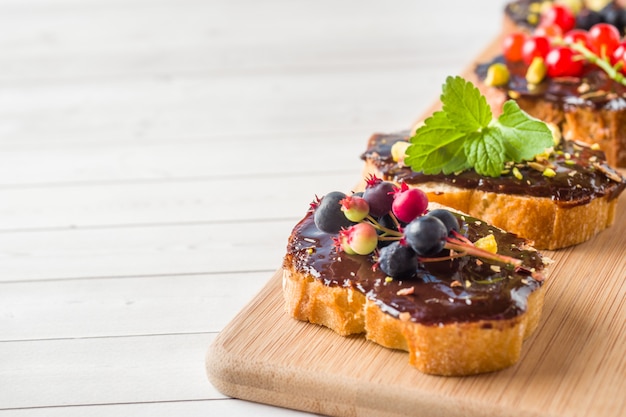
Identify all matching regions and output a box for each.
[313,191,354,234]
[378,241,418,278]
[403,216,448,256]
[426,209,459,236]
[576,9,603,31]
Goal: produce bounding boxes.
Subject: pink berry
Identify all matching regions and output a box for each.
[340,195,370,222]
[335,232,357,255]
[343,223,378,255]
[392,184,428,223]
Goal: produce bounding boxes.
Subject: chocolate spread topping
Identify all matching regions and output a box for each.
[476,56,626,111]
[362,132,625,207]
[286,210,544,326]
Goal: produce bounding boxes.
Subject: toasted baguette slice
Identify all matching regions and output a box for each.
[362,132,626,250]
[283,204,549,376]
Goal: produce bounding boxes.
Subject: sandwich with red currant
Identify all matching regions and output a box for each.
[480,0,626,167]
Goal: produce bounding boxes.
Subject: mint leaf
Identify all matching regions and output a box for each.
[405,77,554,178]
[464,129,506,177]
[493,100,554,162]
[441,75,492,132]
[405,111,470,175]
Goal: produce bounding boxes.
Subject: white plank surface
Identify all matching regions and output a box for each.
[0,0,509,415]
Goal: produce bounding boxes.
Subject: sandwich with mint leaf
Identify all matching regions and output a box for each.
[361,76,625,250]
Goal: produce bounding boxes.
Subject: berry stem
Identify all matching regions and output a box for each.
[562,40,626,86]
[444,238,523,268]
[365,215,403,237]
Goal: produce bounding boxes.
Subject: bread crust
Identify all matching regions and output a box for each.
[362,159,621,250]
[283,263,545,376]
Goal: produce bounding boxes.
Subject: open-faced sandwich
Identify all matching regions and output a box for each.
[478,0,626,167]
[362,76,625,250]
[283,184,550,376]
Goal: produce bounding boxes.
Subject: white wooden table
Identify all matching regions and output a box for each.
[0,1,509,415]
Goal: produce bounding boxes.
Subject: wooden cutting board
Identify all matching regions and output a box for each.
[207,194,625,417]
[207,35,626,417]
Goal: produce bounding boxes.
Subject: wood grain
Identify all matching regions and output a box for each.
[207,196,626,417]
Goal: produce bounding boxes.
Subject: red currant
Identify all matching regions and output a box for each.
[502,32,527,62]
[611,42,626,75]
[563,29,591,49]
[540,4,576,33]
[522,36,551,65]
[588,23,621,58]
[545,46,584,77]
[534,23,563,39]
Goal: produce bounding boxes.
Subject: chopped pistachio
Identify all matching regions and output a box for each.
[526,57,547,85]
[484,63,510,87]
[543,167,557,177]
[474,234,498,254]
[528,161,547,172]
[390,141,410,165]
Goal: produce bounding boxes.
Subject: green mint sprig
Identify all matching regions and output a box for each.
[405,76,554,178]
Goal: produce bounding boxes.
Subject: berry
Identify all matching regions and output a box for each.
[377,241,418,278]
[534,24,564,39]
[612,42,626,75]
[563,29,591,49]
[426,209,459,236]
[314,191,355,233]
[522,35,551,65]
[403,216,448,256]
[545,46,584,77]
[363,177,395,217]
[575,9,603,31]
[342,222,378,255]
[340,195,370,222]
[540,4,576,33]
[599,3,626,35]
[502,32,527,62]
[391,183,428,223]
[335,233,357,255]
[376,213,401,247]
[588,23,621,58]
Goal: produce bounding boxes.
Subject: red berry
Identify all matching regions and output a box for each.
[522,36,551,65]
[612,42,626,75]
[563,29,591,49]
[588,23,621,58]
[545,47,584,77]
[540,4,576,33]
[503,32,528,62]
[534,23,563,39]
[391,184,428,224]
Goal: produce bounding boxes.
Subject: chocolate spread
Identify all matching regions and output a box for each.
[286,210,544,326]
[362,132,626,207]
[476,56,626,111]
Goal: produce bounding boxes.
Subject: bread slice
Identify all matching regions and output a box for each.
[283,204,549,376]
[472,55,626,168]
[362,132,626,250]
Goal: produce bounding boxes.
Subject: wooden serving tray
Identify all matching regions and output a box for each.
[207,195,625,417]
[207,35,626,417]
